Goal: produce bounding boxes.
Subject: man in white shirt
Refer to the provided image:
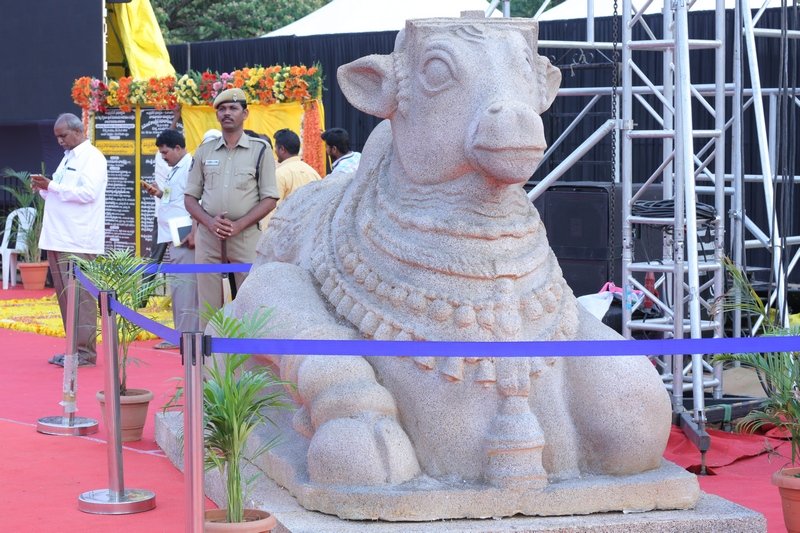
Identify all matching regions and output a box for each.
[147,152,170,264]
[321,127,361,180]
[31,113,107,367]
[142,129,198,346]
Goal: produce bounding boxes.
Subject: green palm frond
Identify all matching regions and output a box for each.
[711,349,800,460]
[72,249,167,394]
[715,257,772,328]
[201,304,293,523]
[1,168,36,208]
[712,257,800,464]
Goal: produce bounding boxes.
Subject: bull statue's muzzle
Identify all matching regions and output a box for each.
[467,100,546,185]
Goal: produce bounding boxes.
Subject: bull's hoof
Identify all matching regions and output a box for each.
[307,417,420,486]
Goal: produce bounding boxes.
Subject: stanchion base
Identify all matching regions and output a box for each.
[37,416,99,436]
[78,488,156,515]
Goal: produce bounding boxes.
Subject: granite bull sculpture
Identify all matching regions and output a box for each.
[228,13,695,521]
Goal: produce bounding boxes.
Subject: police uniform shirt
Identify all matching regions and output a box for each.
[185,133,278,219]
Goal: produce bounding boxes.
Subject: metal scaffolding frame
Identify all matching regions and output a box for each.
[515,0,799,456]
[619,1,726,452]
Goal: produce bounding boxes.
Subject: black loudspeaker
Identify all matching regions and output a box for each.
[532,181,662,297]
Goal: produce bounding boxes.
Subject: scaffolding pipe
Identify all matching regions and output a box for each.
[676,0,707,425]
[741,0,787,323]
[528,119,618,201]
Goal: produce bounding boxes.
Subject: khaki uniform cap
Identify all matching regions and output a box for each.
[213,88,247,109]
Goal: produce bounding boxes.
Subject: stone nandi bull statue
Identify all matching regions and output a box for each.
[230,12,698,521]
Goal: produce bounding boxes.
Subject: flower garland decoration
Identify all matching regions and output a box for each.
[176,64,322,106]
[301,99,325,176]
[0,295,171,340]
[72,64,323,111]
[72,76,109,113]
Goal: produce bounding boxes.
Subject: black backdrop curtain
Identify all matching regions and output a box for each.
[166,9,795,169]
[166,9,798,267]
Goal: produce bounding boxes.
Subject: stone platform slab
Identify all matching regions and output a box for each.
[155,412,765,532]
[268,493,764,533]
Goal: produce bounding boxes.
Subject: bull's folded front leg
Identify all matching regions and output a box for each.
[231,262,421,487]
[483,358,548,489]
[296,354,421,486]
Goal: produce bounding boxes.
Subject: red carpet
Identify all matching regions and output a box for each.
[0,290,215,533]
[0,287,787,531]
[665,425,786,532]
[665,425,787,470]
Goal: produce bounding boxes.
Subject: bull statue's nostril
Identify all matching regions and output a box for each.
[488,103,503,114]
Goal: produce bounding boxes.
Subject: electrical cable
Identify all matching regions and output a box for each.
[631,198,716,221]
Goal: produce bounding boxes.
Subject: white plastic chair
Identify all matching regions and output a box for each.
[0,207,36,289]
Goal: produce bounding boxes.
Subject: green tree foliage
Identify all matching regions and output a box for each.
[150,0,331,44]
[150,0,570,44]
[506,0,567,18]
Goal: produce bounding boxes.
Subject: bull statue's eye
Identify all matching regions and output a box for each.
[421,56,455,94]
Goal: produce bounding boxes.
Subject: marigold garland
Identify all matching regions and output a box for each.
[72,64,323,111]
[0,295,172,340]
[302,100,325,176]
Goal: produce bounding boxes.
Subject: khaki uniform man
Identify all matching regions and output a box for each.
[184,88,278,327]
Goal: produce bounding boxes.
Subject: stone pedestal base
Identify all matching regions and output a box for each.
[156,411,763,531]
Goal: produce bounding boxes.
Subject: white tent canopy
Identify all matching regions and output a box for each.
[264,0,500,37]
[538,0,785,21]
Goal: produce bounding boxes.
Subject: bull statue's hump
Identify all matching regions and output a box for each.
[233,14,698,522]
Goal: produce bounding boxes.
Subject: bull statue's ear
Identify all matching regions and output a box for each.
[535,56,562,113]
[338,55,397,119]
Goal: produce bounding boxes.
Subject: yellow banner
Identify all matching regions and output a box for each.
[182,103,300,151]
[106,0,175,80]
[181,100,326,174]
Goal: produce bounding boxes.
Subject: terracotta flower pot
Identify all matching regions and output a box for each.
[18,261,49,290]
[773,466,800,533]
[96,388,154,442]
[204,509,277,532]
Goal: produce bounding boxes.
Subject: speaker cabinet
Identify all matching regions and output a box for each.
[532,181,662,297]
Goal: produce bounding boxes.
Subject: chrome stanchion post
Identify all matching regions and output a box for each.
[184,331,206,533]
[37,259,99,436]
[78,290,156,514]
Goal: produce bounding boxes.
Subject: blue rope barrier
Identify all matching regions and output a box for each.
[74,264,180,345]
[111,299,180,345]
[141,263,252,274]
[74,268,100,299]
[72,264,800,359]
[209,334,800,358]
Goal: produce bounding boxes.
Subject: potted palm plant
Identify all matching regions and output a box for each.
[201,306,292,532]
[712,258,800,533]
[73,249,166,441]
[1,167,47,289]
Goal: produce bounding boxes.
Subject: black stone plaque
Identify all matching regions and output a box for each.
[104,154,137,251]
[93,107,186,255]
[95,109,137,252]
